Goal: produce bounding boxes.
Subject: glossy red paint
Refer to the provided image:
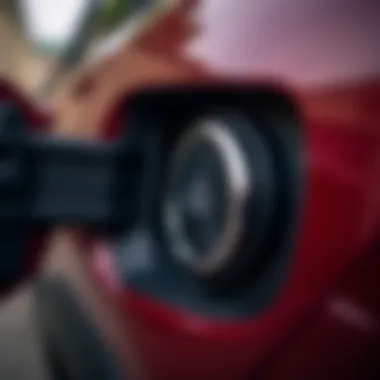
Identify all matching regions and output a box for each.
[2,0,378,378]
[257,241,380,380]
[93,125,380,379]
[88,1,380,379]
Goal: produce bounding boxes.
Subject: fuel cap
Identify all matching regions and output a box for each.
[163,114,276,279]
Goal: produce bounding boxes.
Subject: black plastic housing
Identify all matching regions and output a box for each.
[0,101,143,282]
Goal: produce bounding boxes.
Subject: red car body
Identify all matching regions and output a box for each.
[1,0,380,379]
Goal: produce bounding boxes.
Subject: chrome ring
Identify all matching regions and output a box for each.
[163,117,253,276]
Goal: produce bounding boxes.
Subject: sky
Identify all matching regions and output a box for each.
[20,0,90,48]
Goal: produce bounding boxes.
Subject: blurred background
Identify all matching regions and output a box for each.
[0,1,154,379]
[1,0,153,97]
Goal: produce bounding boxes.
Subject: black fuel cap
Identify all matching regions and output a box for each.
[171,139,227,258]
[163,114,276,279]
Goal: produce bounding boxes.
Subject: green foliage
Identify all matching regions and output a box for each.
[98,0,132,33]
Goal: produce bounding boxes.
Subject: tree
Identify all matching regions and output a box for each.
[98,0,132,33]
